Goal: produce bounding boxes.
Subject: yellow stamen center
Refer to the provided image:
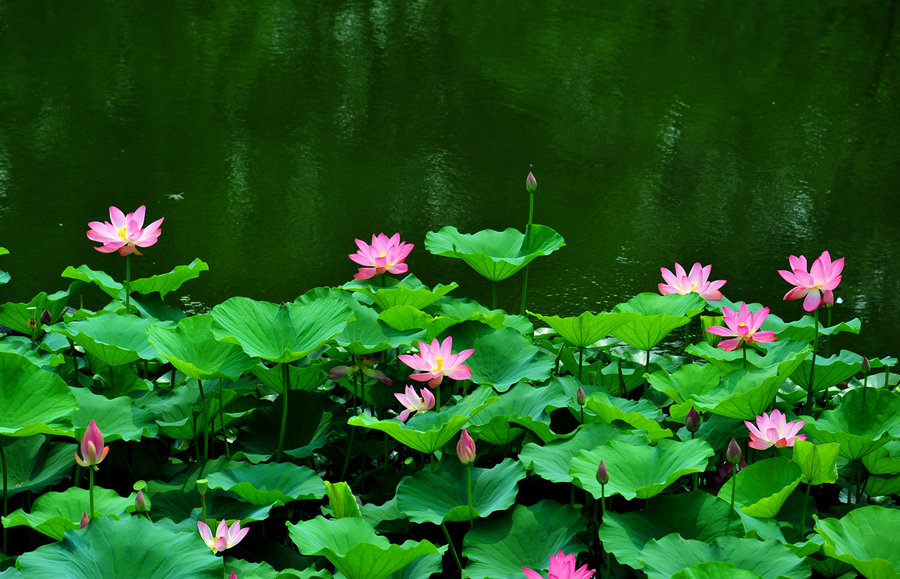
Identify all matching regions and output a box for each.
[434,356,444,372]
[118,227,129,241]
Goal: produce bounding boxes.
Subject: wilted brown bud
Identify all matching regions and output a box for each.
[40,309,52,326]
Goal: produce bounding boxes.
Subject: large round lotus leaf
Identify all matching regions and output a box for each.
[49,311,164,366]
[530,310,641,348]
[765,313,861,343]
[211,296,350,363]
[287,516,439,579]
[461,500,587,579]
[61,264,122,299]
[582,391,673,443]
[205,461,325,505]
[467,380,570,446]
[147,314,256,380]
[692,366,799,421]
[802,387,900,459]
[424,225,565,282]
[128,258,209,298]
[0,352,77,437]
[335,299,425,355]
[348,386,496,454]
[815,506,900,579]
[790,350,866,394]
[571,438,713,500]
[863,440,900,475]
[223,558,333,579]
[2,486,132,541]
[346,274,458,310]
[450,326,554,393]
[396,458,525,524]
[670,562,762,579]
[608,293,705,351]
[72,387,158,442]
[0,435,75,498]
[15,516,222,577]
[640,534,810,579]
[791,440,840,485]
[434,298,534,335]
[716,457,802,518]
[598,491,744,570]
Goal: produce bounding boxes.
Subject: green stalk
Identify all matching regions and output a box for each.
[124,253,131,312]
[601,484,609,576]
[519,189,534,316]
[441,522,463,575]
[491,281,497,311]
[742,346,747,369]
[89,468,95,519]
[804,310,819,414]
[218,385,231,459]
[800,482,810,537]
[197,379,209,464]
[340,426,356,482]
[578,346,584,382]
[862,372,868,406]
[466,464,474,529]
[730,467,738,514]
[1,437,8,552]
[275,362,290,462]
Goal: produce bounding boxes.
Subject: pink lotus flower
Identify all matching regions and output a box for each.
[778,251,844,312]
[658,262,726,301]
[74,420,109,470]
[328,355,393,385]
[704,302,777,352]
[523,551,595,579]
[744,409,806,450]
[198,519,249,554]
[398,336,474,389]
[86,205,164,256]
[394,384,435,422]
[456,429,476,465]
[349,232,414,280]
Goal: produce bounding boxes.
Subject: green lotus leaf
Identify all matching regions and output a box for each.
[0,335,65,368]
[466,380,569,445]
[766,314,861,342]
[147,314,256,381]
[609,314,691,351]
[598,491,745,570]
[686,338,811,373]
[648,363,725,404]
[671,562,761,579]
[790,350,865,394]
[0,352,77,437]
[347,274,458,310]
[336,299,425,355]
[211,296,351,363]
[615,292,707,317]
[582,391,673,442]
[639,535,810,579]
[2,486,133,540]
[0,246,8,284]
[716,457,802,518]
[14,516,222,577]
[348,386,496,454]
[61,264,123,299]
[455,326,554,393]
[222,558,332,579]
[49,311,165,366]
[378,306,460,343]
[433,298,533,335]
[520,422,648,484]
[815,506,900,579]
[252,360,330,394]
[697,366,800,420]
[791,440,840,485]
[863,473,900,496]
[0,290,71,335]
[396,458,525,524]
[424,225,565,282]
[287,516,439,579]
[461,500,587,579]
[233,390,334,462]
[325,481,362,519]
[862,440,900,475]
[801,387,900,459]
[128,258,209,297]
[206,461,325,505]
[72,387,158,442]
[147,471,274,526]
[0,436,76,497]
[571,438,713,500]
[530,310,641,348]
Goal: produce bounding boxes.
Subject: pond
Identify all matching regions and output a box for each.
[0,0,897,357]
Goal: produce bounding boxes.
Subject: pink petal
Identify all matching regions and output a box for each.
[783,286,809,301]
[802,291,823,312]
[445,366,471,380]
[109,206,127,229]
[717,338,743,351]
[522,569,544,579]
[705,325,734,337]
[660,267,679,287]
[132,205,147,228]
[397,409,410,422]
[353,268,377,280]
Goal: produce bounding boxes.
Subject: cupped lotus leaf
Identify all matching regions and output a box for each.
[287,516,439,579]
[396,458,525,524]
[461,500,587,579]
[61,264,123,299]
[792,440,840,485]
[205,461,325,505]
[222,558,332,579]
[377,305,459,343]
[690,365,805,421]
[2,486,132,540]
[639,535,810,579]
[801,387,900,459]
[863,473,900,496]
[0,436,76,497]
[648,363,725,404]
[598,491,744,570]
[716,457,802,518]
[433,298,533,335]
[815,506,900,579]
[211,296,351,363]
[147,314,256,380]
[424,225,565,282]
[347,274,458,310]
[72,387,158,442]
[0,335,65,368]
[582,391,673,442]
[466,381,569,445]
[609,313,691,351]
[791,350,866,394]
[325,481,362,519]
[571,438,714,500]
[520,422,648,484]
[686,339,811,373]
[336,300,425,355]
[530,310,641,348]
[766,313,861,343]
[455,326,554,392]
[0,352,77,437]
[128,258,209,297]
[15,516,222,578]
[348,386,496,454]
[234,390,334,462]
[863,440,900,475]
[615,292,707,317]
[49,311,165,366]
[671,562,761,579]
[0,290,70,335]
[127,292,186,323]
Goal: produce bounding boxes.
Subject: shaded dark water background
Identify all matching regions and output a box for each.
[0,1,898,357]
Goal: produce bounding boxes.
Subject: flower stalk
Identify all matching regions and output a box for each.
[520,171,537,316]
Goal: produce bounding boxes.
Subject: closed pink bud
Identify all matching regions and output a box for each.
[456,429,476,465]
[726,437,742,465]
[526,171,537,193]
[685,407,701,433]
[576,385,586,406]
[135,489,147,512]
[74,420,109,470]
[79,512,89,529]
[596,461,609,485]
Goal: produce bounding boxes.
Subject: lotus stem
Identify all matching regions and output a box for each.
[730,467,737,515]
[340,426,356,482]
[124,254,131,312]
[275,362,290,462]
[578,346,584,382]
[441,521,463,575]
[89,468,95,520]
[804,310,819,414]
[825,306,832,357]
[742,346,747,369]
[800,482,810,537]
[197,379,209,464]
[1,437,8,552]
[520,265,530,316]
[466,463,474,529]
[218,384,230,459]
[491,281,497,311]
[862,372,868,406]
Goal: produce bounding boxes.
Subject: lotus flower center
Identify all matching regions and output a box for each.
[690,282,698,292]
[434,356,444,372]
[738,323,746,328]
[118,227,129,241]
[378,252,386,258]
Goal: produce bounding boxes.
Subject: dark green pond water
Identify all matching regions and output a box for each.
[1,1,898,357]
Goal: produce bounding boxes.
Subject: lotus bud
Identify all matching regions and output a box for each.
[596,460,609,485]
[576,385,586,406]
[861,357,871,376]
[40,309,52,326]
[74,420,109,470]
[196,479,208,496]
[456,429,476,465]
[27,317,36,330]
[526,171,537,193]
[726,437,742,466]
[79,512,89,529]
[685,407,700,433]
[229,573,238,579]
[134,489,148,512]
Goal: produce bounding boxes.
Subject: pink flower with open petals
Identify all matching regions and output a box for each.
[74,420,109,470]
[778,251,844,312]
[523,551,595,579]
[744,409,806,450]
[398,336,474,389]
[704,302,777,352]
[86,205,164,256]
[658,262,726,301]
[349,233,413,280]
[198,519,249,554]
[394,384,435,422]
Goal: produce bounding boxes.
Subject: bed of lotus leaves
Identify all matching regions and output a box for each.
[0,233,898,579]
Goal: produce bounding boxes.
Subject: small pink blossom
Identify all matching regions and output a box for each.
[394,384,435,422]
[86,205,164,256]
[198,519,249,554]
[349,232,414,280]
[777,251,844,312]
[744,409,806,450]
[456,429,476,465]
[79,512,89,529]
[523,551,595,579]
[658,262,726,301]
[74,420,109,470]
[704,302,777,352]
[328,355,392,385]
[398,336,474,389]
